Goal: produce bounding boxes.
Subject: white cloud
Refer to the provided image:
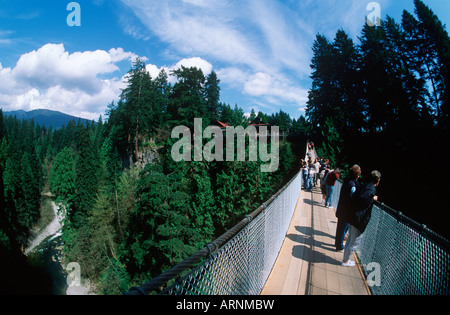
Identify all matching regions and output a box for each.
[244,72,308,109]
[0,43,135,119]
[0,43,220,120]
[145,64,163,80]
[145,57,213,85]
[216,67,248,88]
[181,0,211,7]
[108,47,145,63]
[11,43,118,94]
[119,0,266,71]
[244,72,273,97]
[174,57,213,75]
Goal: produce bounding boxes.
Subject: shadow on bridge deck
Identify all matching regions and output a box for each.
[261,185,370,295]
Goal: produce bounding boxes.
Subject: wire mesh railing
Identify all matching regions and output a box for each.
[357,202,450,295]
[333,180,450,295]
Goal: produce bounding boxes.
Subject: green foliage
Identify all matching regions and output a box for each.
[49,147,76,207]
[169,66,209,127]
[124,164,199,279]
[72,125,100,226]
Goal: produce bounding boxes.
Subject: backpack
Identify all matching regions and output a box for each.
[349,183,376,232]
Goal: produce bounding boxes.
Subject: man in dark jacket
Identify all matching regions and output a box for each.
[342,170,381,266]
[335,165,361,251]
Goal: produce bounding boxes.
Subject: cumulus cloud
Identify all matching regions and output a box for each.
[0,43,139,119]
[11,44,118,94]
[145,56,213,84]
[108,47,145,63]
[174,57,213,75]
[0,43,219,120]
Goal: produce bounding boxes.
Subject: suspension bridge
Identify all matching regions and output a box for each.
[125,144,450,296]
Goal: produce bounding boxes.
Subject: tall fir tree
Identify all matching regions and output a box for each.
[121,58,157,162]
[169,66,208,128]
[72,125,99,227]
[407,0,450,128]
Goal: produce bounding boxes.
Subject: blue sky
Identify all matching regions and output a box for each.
[1,0,449,120]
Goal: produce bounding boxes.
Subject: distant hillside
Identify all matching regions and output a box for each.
[3,109,93,129]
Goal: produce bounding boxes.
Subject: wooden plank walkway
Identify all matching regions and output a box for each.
[261,185,370,295]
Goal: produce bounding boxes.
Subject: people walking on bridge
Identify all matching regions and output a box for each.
[321,164,331,204]
[314,158,321,187]
[334,165,362,252]
[301,159,307,189]
[306,160,316,191]
[342,170,381,267]
[324,167,341,208]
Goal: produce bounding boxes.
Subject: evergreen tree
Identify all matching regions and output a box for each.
[0,110,9,248]
[331,30,364,136]
[121,58,157,162]
[306,34,334,133]
[17,152,40,229]
[153,69,171,133]
[219,103,247,126]
[99,136,122,191]
[169,66,208,128]
[269,110,292,133]
[124,163,198,279]
[72,125,99,226]
[403,0,450,128]
[359,22,395,132]
[204,71,221,122]
[49,147,76,209]
[187,161,215,244]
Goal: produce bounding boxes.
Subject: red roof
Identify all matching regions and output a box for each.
[217,121,230,128]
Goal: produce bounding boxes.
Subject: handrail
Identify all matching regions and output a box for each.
[333,179,449,250]
[333,178,450,295]
[373,201,450,252]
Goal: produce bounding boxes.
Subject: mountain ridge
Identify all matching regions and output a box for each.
[2,109,93,129]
